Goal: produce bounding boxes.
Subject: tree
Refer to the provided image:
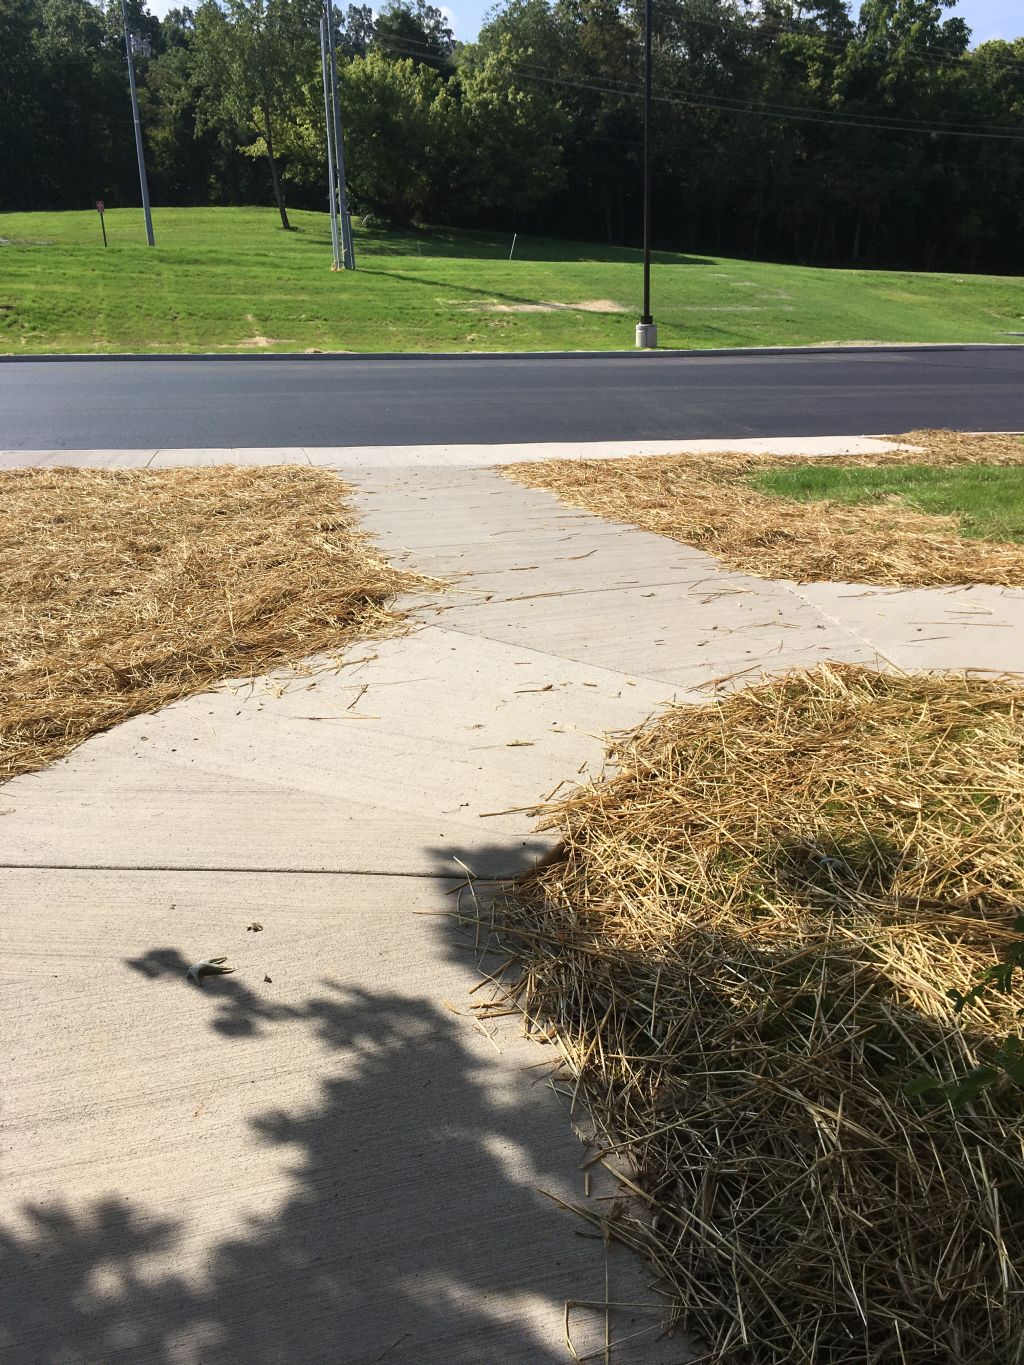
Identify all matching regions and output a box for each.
[339,49,443,223]
[337,3,374,56]
[436,38,565,221]
[6,0,1024,273]
[373,0,454,69]
[190,0,319,228]
[0,0,48,209]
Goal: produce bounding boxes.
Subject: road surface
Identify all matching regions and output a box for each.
[2,347,1022,449]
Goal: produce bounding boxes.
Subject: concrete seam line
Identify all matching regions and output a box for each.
[0,862,538,879]
[427,620,685,691]
[779,580,904,671]
[428,573,746,607]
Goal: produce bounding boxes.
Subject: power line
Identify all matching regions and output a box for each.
[465,0,1024,76]
[373,27,1024,140]
[648,0,1024,75]
[507,51,1022,134]
[423,42,1024,141]
[519,64,1024,140]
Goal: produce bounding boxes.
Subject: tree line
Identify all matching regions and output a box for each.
[2,0,1022,271]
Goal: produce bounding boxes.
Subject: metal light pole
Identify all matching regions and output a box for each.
[325,0,356,270]
[320,13,342,270]
[635,0,656,348]
[120,0,155,247]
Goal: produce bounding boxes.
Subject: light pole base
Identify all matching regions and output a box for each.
[635,321,658,349]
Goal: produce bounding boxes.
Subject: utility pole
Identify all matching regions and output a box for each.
[635,0,656,348]
[120,0,155,247]
[324,0,356,270]
[320,13,342,270]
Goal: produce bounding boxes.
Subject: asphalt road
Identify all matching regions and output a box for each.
[2,347,1023,449]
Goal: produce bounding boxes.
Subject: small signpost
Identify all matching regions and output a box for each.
[96,200,107,248]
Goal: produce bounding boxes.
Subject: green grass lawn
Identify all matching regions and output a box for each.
[2,205,1023,354]
[751,463,1024,543]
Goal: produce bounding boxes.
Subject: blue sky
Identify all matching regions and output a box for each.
[952,0,1022,44]
[145,0,1021,46]
[457,0,1017,38]
[429,0,1019,43]
[443,0,1021,44]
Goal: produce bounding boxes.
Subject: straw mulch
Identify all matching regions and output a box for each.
[503,429,1024,587]
[487,664,1024,1364]
[0,466,436,781]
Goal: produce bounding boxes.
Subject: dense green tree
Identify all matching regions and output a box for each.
[339,50,443,222]
[337,2,374,56]
[0,0,48,209]
[39,0,135,207]
[439,38,566,220]
[190,0,320,228]
[4,0,1024,271]
[373,0,455,68]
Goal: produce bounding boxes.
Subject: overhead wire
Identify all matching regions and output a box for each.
[505,48,1024,133]
[364,1,1024,75]
[373,30,1024,141]
[641,0,1024,74]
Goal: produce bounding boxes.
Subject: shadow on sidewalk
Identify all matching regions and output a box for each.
[1,950,591,1363]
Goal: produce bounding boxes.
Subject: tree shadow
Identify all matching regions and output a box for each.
[352,263,667,330]
[446,835,1024,1362]
[767,828,907,909]
[2,920,668,1362]
[354,225,712,266]
[124,945,300,1039]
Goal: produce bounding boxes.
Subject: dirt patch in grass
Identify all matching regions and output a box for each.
[0,466,437,780]
[480,298,629,314]
[485,664,1024,1362]
[231,334,296,348]
[503,430,1024,587]
[229,313,295,348]
[813,338,926,346]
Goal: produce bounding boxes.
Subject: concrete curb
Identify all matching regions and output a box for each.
[4,435,1021,466]
[1,342,1023,363]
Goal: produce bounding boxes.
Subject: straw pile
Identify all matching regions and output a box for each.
[503,429,1024,587]
[490,664,1024,1364]
[0,466,436,781]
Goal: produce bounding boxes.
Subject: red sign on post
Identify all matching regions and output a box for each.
[96,200,104,213]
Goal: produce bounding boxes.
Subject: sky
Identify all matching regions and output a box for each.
[144,0,1021,46]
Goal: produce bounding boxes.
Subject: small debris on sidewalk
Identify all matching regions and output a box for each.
[186,957,235,984]
[247,921,263,932]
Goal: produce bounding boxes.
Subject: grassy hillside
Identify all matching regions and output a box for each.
[1,206,1022,354]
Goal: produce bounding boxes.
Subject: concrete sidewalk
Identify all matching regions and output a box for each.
[3,444,1024,1364]
[0,433,902,470]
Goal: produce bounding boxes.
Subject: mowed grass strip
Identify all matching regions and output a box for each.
[491,664,1024,1362]
[0,465,436,780]
[504,430,1024,587]
[751,463,1024,545]
[1,206,1023,353]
